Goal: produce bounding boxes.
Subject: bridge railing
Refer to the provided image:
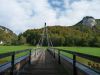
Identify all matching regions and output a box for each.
[47,48,100,75]
[0,48,33,75]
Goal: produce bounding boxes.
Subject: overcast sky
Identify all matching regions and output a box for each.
[0,0,100,34]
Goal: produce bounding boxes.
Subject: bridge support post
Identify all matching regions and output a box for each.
[10,52,15,75]
[58,50,61,64]
[29,50,31,64]
[54,49,55,58]
[73,55,77,75]
[34,49,36,57]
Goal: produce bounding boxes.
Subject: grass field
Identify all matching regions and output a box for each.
[0,45,35,53]
[56,47,100,71]
[0,46,100,68]
[0,46,99,56]
[0,45,35,64]
[56,47,100,57]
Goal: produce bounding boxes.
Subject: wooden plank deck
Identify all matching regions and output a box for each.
[18,50,67,75]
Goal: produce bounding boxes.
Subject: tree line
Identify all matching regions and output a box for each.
[0,19,100,47]
[19,25,100,47]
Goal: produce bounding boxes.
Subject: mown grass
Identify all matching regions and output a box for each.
[0,46,100,67]
[56,47,100,71]
[0,45,35,64]
[56,47,100,57]
[0,45,35,53]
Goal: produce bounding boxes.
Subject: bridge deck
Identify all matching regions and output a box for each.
[18,50,67,75]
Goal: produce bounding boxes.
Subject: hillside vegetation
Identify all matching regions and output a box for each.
[0,26,17,45]
[22,17,100,47]
[0,16,100,47]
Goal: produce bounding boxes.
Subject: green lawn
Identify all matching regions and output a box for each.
[0,46,100,66]
[56,47,100,57]
[0,45,35,53]
[56,47,100,71]
[1,46,99,56]
[0,45,35,64]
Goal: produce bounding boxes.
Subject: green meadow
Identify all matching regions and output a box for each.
[56,47,100,57]
[0,46,35,64]
[56,47,100,69]
[0,45,34,53]
[0,46,100,66]
[0,46,100,56]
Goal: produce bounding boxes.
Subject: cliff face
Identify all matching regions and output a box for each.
[73,16,100,32]
[82,16,96,28]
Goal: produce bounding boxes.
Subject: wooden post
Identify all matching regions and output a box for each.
[29,50,31,64]
[73,55,77,75]
[52,50,53,56]
[10,52,15,75]
[58,50,61,64]
[34,49,36,57]
[54,49,55,58]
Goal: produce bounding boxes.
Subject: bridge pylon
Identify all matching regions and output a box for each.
[37,22,53,47]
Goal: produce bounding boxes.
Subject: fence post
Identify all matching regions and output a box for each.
[34,49,36,57]
[73,55,77,75]
[58,50,61,64]
[54,49,55,58]
[10,52,15,75]
[29,49,31,64]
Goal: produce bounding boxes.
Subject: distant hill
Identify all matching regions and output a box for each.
[0,25,17,45]
[22,16,100,47]
[1,16,99,47]
[73,16,100,32]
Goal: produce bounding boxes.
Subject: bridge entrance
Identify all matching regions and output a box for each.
[18,23,67,75]
[18,50,67,75]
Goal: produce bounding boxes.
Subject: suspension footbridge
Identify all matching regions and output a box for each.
[0,23,100,75]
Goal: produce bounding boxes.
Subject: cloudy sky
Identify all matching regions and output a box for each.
[0,0,100,34]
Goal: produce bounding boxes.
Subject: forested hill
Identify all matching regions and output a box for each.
[0,16,100,47]
[22,16,100,47]
[0,25,17,45]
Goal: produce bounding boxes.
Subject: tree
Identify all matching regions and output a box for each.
[21,25,100,47]
[18,34,26,45]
